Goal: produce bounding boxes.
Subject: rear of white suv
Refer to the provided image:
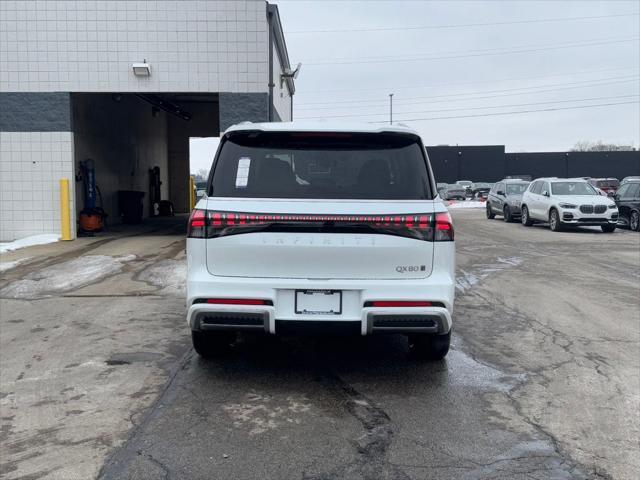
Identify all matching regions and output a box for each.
[186,123,455,360]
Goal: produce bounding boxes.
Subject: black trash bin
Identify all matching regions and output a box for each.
[118,190,145,224]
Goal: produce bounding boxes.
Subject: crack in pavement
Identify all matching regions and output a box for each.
[455,284,617,478]
[303,372,410,480]
[136,450,172,480]
[97,350,194,480]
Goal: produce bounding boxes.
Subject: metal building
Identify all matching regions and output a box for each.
[0,0,295,241]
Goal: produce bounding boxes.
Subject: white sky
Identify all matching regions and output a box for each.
[190,137,220,174]
[190,1,639,173]
[278,0,640,152]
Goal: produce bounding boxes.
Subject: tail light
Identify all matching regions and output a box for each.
[435,212,454,241]
[187,210,454,242]
[187,209,206,238]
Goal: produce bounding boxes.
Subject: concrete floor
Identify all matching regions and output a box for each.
[0,210,638,480]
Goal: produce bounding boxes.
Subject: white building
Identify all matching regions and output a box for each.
[0,0,295,241]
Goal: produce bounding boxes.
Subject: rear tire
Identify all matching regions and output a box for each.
[630,211,639,231]
[503,206,512,223]
[549,208,563,232]
[408,331,451,361]
[192,330,234,358]
[486,203,495,219]
[521,206,533,226]
[601,224,616,233]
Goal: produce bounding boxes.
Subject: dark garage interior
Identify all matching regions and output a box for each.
[71,93,219,230]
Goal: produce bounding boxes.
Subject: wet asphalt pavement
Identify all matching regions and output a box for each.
[2,210,638,480]
[99,336,581,480]
[98,209,639,480]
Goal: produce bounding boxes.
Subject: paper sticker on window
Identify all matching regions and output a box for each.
[235,157,251,188]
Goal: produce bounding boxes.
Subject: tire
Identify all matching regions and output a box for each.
[503,206,512,223]
[192,330,234,358]
[521,206,533,226]
[549,208,563,232]
[486,203,495,219]
[408,331,451,361]
[601,224,616,233]
[630,211,640,232]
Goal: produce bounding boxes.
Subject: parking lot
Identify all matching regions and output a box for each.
[1,209,638,480]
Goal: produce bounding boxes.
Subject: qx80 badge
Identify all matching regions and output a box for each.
[396,265,427,273]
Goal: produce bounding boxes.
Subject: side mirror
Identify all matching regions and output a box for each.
[607,191,615,198]
[496,190,504,196]
[542,190,550,197]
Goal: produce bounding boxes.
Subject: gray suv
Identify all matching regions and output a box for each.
[486,179,530,222]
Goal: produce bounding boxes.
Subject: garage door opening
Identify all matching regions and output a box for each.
[71,93,219,235]
[190,137,220,201]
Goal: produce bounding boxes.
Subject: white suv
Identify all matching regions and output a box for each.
[521,177,618,232]
[186,122,455,360]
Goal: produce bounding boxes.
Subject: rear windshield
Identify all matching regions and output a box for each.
[210,131,433,199]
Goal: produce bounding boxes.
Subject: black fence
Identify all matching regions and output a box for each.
[426,146,640,184]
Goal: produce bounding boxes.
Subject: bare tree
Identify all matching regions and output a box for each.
[571,141,636,152]
[193,168,209,182]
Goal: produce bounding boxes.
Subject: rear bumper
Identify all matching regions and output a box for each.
[187,235,455,336]
[187,274,454,336]
[187,302,452,336]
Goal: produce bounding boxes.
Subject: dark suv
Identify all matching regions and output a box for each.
[486,179,530,222]
[614,180,640,231]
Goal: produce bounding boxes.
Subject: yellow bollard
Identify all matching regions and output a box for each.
[189,175,196,210]
[59,178,72,241]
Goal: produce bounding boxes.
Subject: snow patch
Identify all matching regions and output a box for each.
[447,200,486,209]
[456,256,522,293]
[0,257,32,273]
[137,259,186,296]
[0,234,60,253]
[0,254,136,299]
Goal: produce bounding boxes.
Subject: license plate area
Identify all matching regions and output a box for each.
[295,290,342,315]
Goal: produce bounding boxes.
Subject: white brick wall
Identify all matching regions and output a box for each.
[0,0,269,93]
[0,132,76,241]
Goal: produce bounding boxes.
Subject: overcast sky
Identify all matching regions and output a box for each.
[282,0,639,149]
[191,0,639,173]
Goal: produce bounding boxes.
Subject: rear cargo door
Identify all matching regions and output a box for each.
[203,129,437,280]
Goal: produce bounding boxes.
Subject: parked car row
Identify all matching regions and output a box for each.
[486,176,640,232]
[437,181,495,200]
[582,176,640,196]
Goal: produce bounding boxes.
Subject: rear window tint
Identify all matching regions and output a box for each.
[210,131,433,200]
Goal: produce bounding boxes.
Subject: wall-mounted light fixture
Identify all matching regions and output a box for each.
[132,60,151,77]
[280,62,301,88]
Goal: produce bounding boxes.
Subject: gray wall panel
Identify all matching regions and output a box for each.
[219,93,269,132]
[0,92,72,131]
